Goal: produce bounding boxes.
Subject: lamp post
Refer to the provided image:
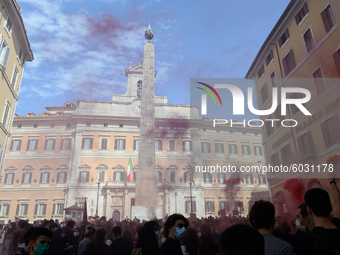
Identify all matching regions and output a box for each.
[96,169,102,216]
[190,182,193,213]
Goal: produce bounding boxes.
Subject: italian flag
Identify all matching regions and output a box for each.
[127,157,133,182]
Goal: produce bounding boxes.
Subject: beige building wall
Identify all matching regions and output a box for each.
[0,105,267,223]
[0,0,33,179]
[246,0,340,215]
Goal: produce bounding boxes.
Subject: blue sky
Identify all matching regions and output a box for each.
[16,0,290,115]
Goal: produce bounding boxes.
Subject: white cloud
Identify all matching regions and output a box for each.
[19,0,180,101]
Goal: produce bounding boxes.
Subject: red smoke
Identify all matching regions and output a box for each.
[283,178,305,213]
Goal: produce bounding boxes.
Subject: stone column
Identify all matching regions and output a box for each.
[105,190,111,218]
[69,129,83,185]
[132,25,162,220]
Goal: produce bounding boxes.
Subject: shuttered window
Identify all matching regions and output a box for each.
[0,38,10,68]
[254,146,262,156]
[168,140,175,151]
[61,139,71,150]
[204,173,212,183]
[2,102,10,128]
[82,138,93,150]
[321,116,339,148]
[11,66,19,88]
[282,50,296,76]
[278,29,289,47]
[182,141,191,151]
[205,201,215,213]
[242,145,250,155]
[40,172,50,183]
[298,131,315,157]
[229,144,238,154]
[333,48,340,77]
[1,204,9,215]
[27,139,38,151]
[79,171,89,183]
[57,172,66,183]
[44,139,56,151]
[11,139,21,151]
[100,138,108,150]
[22,173,32,184]
[215,143,224,154]
[246,174,253,184]
[114,139,125,150]
[201,142,211,153]
[133,139,139,150]
[185,201,196,213]
[170,172,176,183]
[312,68,326,95]
[220,201,229,212]
[295,3,309,25]
[321,5,335,33]
[303,29,314,53]
[155,140,162,151]
[266,50,274,66]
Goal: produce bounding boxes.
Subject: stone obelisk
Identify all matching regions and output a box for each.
[133,24,161,220]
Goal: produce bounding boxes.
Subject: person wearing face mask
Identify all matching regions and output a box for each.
[273,203,314,254]
[159,214,189,255]
[26,227,52,255]
[61,220,76,255]
[48,229,65,255]
[134,221,159,255]
[3,222,17,255]
[295,204,314,233]
[295,185,340,255]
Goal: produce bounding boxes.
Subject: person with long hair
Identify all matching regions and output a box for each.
[82,228,109,255]
[134,221,159,255]
[77,225,95,255]
[159,214,189,255]
[105,228,113,246]
[2,222,16,255]
[198,224,219,255]
[181,228,199,255]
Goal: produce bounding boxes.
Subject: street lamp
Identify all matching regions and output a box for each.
[96,169,102,216]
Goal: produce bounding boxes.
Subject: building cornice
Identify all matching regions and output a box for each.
[3,0,33,61]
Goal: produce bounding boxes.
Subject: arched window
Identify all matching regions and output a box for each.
[273,191,286,215]
[137,81,142,98]
[307,178,322,190]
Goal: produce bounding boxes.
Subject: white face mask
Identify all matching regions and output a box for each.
[161,237,166,243]
[295,218,306,232]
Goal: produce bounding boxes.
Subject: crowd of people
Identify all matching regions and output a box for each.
[0,178,339,255]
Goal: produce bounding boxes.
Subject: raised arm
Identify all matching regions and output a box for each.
[329,173,340,219]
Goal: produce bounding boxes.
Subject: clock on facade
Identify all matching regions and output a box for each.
[132,101,142,113]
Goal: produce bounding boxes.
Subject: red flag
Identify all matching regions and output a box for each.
[83,197,88,222]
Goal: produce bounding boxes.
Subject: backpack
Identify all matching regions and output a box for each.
[307,229,340,255]
[131,247,142,255]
